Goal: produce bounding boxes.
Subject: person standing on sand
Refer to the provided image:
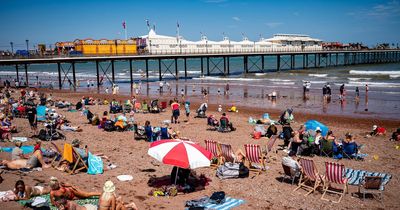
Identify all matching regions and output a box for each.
[339,84,345,99]
[355,87,360,100]
[225,83,230,95]
[105,87,109,94]
[365,84,369,95]
[184,101,190,123]
[181,89,185,101]
[171,99,180,124]
[26,102,37,137]
[159,81,164,93]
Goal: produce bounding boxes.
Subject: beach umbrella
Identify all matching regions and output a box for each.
[148,139,212,169]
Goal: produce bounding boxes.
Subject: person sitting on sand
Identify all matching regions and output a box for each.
[11,141,28,160]
[390,128,400,141]
[282,151,301,177]
[0,121,12,141]
[220,113,235,131]
[98,180,138,210]
[54,197,98,210]
[13,180,50,200]
[266,123,278,138]
[370,125,386,136]
[144,121,154,142]
[49,176,101,208]
[1,141,50,169]
[1,116,17,133]
[325,130,336,141]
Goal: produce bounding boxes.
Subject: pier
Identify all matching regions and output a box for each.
[1,50,399,90]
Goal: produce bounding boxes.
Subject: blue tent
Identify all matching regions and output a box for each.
[304,120,329,136]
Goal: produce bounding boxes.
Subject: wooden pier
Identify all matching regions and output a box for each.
[0,50,399,90]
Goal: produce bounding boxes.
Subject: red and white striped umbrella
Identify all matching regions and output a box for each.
[148,139,212,169]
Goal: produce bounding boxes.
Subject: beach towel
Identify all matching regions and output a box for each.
[11,137,28,142]
[36,105,47,121]
[87,152,103,175]
[0,190,17,202]
[63,144,73,163]
[0,145,42,154]
[18,194,99,210]
[186,197,244,210]
[344,168,391,190]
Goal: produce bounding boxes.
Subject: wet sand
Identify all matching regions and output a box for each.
[0,88,399,210]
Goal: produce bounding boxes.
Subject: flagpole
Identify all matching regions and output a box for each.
[125,20,128,40]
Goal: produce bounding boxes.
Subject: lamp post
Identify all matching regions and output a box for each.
[26,39,29,51]
[10,42,14,55]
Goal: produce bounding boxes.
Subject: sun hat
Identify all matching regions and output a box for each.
[71,139,81,147]
[315,127,321,132]
[103,180,116,193]
[372,125,377,130]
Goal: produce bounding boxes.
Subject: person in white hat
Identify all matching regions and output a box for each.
[98,180,138,210]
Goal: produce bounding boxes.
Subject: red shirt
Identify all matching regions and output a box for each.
[171,103,180,110]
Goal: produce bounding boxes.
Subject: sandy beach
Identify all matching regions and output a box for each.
[1,88,399,210]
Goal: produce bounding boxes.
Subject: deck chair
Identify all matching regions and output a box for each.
[358,176,383,201]
[57,143,88,175]
[319,139,333,157]
[204,139,221,167]
[50,142,63,167]
[281,164,298,185]
[321,161,348,203]
[220,143,235,163]
[264,135,278,161]
[244,144,266,176]
[294,158,324,196]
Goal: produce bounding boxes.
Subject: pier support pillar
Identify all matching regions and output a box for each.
[223,57,227,76]
[129,59,133,89]
[145,59,149,80]
[207,57,210,76]
[305,54,308,68]
[57,63,62,89]
[96,61,100,89]
[261,55,264,70]
[336,53,339,66]
[72,62,76,91]
[277,55,281,71]
[200,57,204,76]
[290,55,294,69]
[24,64,28,87]
[227,57,230,75]
[15,65,19,83]
[244,56,248,73]
[184,58,187,78]
[158,59,162,81]
[315,54,318,68]
[175,58,178,80]
[111,60,115,84]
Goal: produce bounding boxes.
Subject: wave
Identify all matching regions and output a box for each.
[349,70,400,76]
[335,81,400,88]
[272,82,296,85]
[308,74,327,77]
[348,78,372,81]
[267,78,292,82]
[193,76,264,81]
[390,75,400,79]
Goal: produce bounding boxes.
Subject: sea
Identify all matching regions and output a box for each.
[1,56,399,120]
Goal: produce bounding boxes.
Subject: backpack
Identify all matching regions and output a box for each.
[209,191,226,204]
[216,162,240,179]
[38,129,47,140]
[104,120,115,132]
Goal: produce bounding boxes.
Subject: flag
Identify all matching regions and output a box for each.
[122,21,126,29]
[177,21,180,28]
[145,19,150,27]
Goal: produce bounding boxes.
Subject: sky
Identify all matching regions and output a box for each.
[0,0,399,50]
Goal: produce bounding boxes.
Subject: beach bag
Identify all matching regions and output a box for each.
[87,152,103,175]
[209,191,226,204]
[38,129,47,141]
[253,131,262,139]
[239,163,249,178]
[216,162,240,179]
[104,120,115,132]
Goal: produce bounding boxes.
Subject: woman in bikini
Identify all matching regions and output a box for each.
[13,180,50,200]
[49,177,101,208]
[98,181,137,210]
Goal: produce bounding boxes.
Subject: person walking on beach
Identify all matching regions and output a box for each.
[105,87,109,94]
[322,84,327,100]
[355,87,360,100]
[26,102,37,137]
[365,84,369,95]
[171,99,180,124]
[225,83,230,95]
[87,79,90,88]
[159,81,164,93]
[181,89,185,101]
[339,84,345,99]
[184,101,190,123]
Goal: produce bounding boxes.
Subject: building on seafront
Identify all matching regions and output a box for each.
[56,38,137,55]
[140,29,323,54]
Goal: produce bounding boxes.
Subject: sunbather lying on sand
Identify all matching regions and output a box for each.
[54,197,98,210]
[49,177,101,208]
[1,149,50,169]
[13,180,50,200]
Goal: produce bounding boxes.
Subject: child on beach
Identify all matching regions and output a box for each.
[171,99,180,124]
[184,101,190,123]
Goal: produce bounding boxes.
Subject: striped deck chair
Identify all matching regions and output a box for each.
[321,161,348,203]
[294,158,324,196]
[220,143,235,163]
[244,144,266,176]
[265,135,278,161]
[205,139,221,167]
